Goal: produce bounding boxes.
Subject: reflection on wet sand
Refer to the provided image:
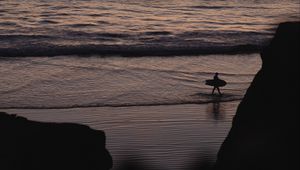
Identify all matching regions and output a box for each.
[206,99,225,121]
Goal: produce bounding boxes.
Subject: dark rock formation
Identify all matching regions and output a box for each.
[215,22,300,170]
[0,112,112,170]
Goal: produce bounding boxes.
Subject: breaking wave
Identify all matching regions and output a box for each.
[0,30,273,57]
[0,44,263,57]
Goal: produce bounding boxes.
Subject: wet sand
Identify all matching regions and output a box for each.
[2,101,239,170]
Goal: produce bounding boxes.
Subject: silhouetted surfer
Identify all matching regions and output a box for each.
[212,73,222,95]
[205,72,226,96]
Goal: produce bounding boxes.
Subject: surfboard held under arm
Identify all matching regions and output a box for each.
[205,79,227,87]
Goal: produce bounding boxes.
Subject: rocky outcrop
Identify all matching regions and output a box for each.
[0,112,112,170]
[215,22,300,170]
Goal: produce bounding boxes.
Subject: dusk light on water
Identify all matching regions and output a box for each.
[0,1,299,170]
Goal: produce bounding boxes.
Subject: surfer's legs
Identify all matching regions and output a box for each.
[217,87,222,95]
[212,87,216,95]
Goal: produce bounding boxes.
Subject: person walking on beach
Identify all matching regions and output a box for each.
[211,72,222,95]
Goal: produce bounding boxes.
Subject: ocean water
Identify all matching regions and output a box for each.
[0,0,299,56]
[0,0,299,169]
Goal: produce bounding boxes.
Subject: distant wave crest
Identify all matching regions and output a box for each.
[0,30,272,57]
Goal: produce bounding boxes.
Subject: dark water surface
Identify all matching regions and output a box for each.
[0,0,299,56]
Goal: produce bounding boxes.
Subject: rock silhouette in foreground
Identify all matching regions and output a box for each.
[0,112,112,170]
[215,22,300,170]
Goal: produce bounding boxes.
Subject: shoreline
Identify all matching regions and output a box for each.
[0,99,242,110]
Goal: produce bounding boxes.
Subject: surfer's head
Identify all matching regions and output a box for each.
[215,72,219,76]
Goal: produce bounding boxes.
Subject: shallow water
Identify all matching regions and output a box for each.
[0,54,261,109]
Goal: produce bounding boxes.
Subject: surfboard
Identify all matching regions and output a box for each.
[205,79,227,87]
